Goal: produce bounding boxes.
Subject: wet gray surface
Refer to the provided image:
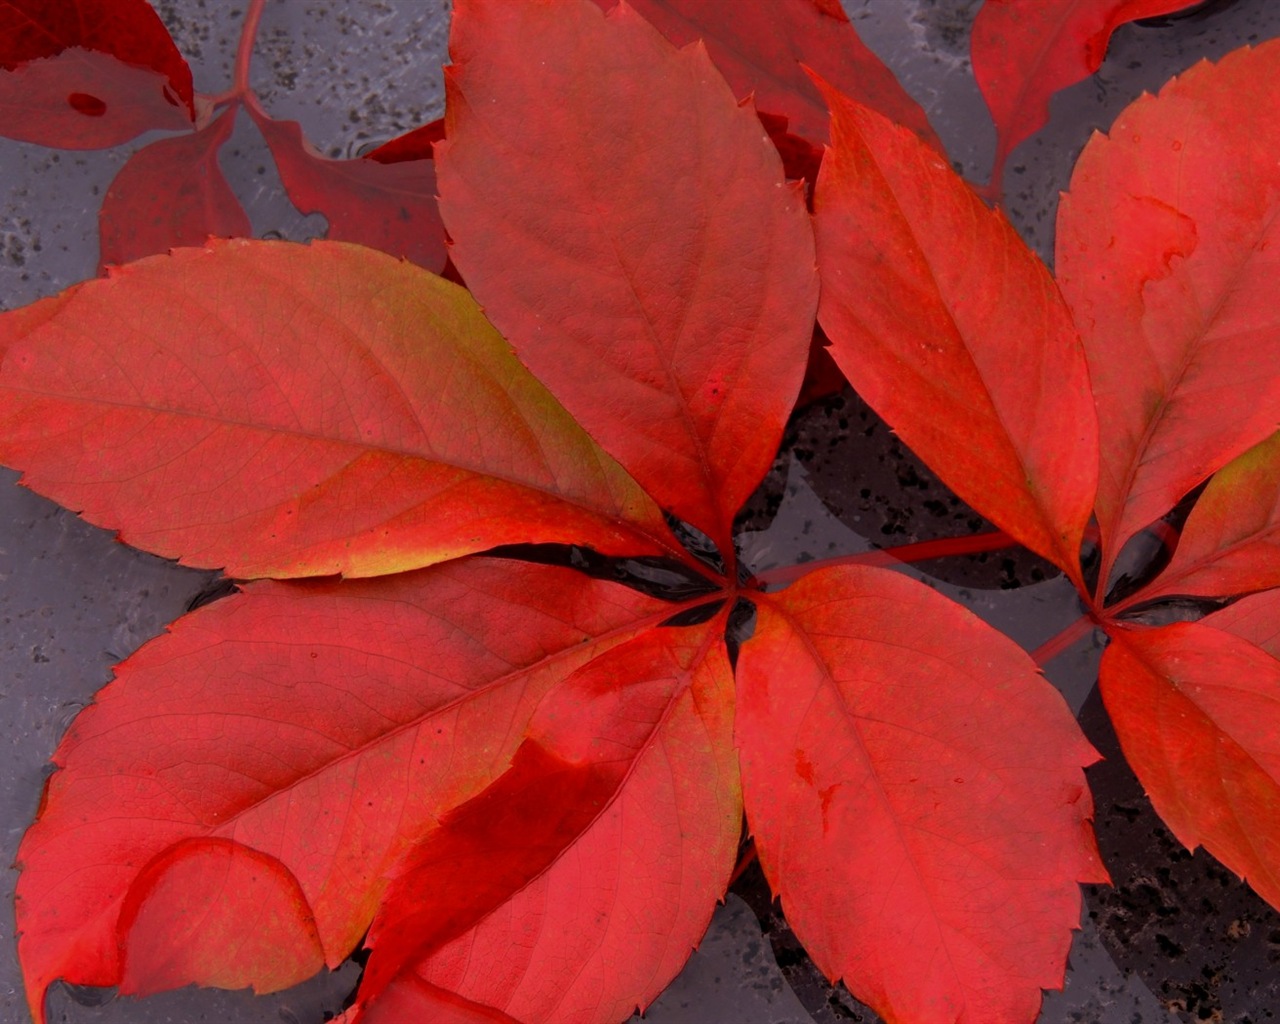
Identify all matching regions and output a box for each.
[4,2,1280,1022]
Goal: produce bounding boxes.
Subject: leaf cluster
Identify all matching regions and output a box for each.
[3,2,1280,1023]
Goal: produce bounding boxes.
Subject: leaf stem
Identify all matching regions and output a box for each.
[1029,612,1097,667]
[750,529,1017,588]
[202,0,267,108]
[235,0,267,96]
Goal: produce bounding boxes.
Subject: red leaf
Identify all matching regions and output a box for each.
[0,0,193,148]
[1203,588,1280,654]
[1140,431,1280,602]
[437,0,817,562]
[98,105,250,271]
[597,0,943,159]
[1056,41,1280,584]
[1101,624,1280,913]
[117,838,324,996]
[812,77,1098,587]
[971,0,1201,196]
[736,566,1105,1024]
[16,559,671,1021]
[348,621,740,1022]
[363,117,444,164]
[252,110,448,273]
[0,239,682,578]
[756,107,824,184]
[338,979,522,1024]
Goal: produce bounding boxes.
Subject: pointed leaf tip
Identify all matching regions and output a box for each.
[602,0,943,158]
[971,0,1206,195]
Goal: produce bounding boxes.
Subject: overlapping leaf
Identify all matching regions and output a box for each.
[98,106,249,270]
[1140,431,1280,602]
[971,0,1202,195]
[347,621,740,1023]
[0,0,193,148]
[1204,588,1280,652]
[1057,40,1280,586]
[437,0,817,563]
[599,0,942,163]
[737,566,1105,1023]
[363,117,444,164]
[0,238,682,578]
[16,560,672,1022]
[1100,624,1280,912]
[812,77,1098,587]
[252,111,448,273]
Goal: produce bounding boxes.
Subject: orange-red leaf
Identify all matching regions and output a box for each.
[437,0,817,562]
[972,0,1202,196]
[1100,623,1280,913]
[117,838,324,996]
[0,238,680,578]
[98,106,249,271]
[1140,431,1280,602]
[346,619,740,1024]
[1056,41,1280,584]
[252,111,448,273]
[0,0,193,148]
[16,559,670,1023]
[598,0,942,159]
[1203,588,1280,653]
[736,567,1105,1023]
[812,78,1098,587]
